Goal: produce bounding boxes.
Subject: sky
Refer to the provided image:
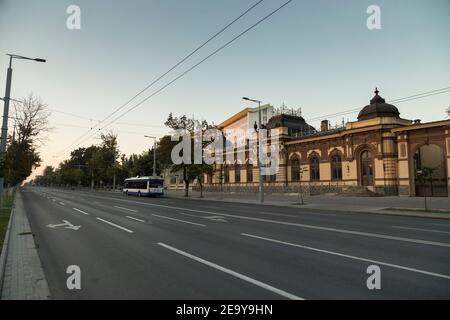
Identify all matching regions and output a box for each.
[0,0,449,178]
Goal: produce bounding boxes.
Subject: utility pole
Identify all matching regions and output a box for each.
[144,135,157,177]
[243,97,264,203]
[0,54,45,207]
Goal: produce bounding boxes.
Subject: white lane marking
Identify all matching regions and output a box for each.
[392,226,450,235]
[50,191,450,248]
[126,216,145,223]
[242,233,450,280]
[176,211,227,223]
[140,203,450,248]
[158,242,303,300]
[114,205,138,213]
[428,223,450,228]
[152,214,206,227]
[205,216,227,222]
[59,202,65,206]
[73,208,89,216]
[254,211,298,218]
[227,205,334,217]
[96,217,134,233]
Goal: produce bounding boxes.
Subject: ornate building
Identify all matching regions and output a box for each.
[204,89,450,197]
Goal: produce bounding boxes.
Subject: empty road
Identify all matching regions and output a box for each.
[21,187,450,299]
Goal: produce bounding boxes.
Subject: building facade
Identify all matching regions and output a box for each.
[203,89,450,197]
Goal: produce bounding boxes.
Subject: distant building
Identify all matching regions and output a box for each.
[202,89,450,197]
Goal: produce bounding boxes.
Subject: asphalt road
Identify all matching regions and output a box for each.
[21,186,450,299]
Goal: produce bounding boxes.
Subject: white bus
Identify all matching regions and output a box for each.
[123,176,164,197]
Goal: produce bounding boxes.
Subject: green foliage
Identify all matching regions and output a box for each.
[416,166,434,185]
[2,94,50,186]
[165,113,214,197]
[35,113,215,193]
[35,133,180,189]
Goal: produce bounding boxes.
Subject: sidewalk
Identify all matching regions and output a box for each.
[165,189,450,219]
[0,190,50,300]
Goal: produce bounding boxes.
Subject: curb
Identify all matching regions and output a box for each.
[0,190,51,300]
[0,193,16,297]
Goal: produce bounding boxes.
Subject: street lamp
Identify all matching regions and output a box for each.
[0,54,46,207]
[144,135,157,177]
[242,97,264,203]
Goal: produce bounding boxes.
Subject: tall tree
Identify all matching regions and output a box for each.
[3,94,51,186]
[164,113,213,197]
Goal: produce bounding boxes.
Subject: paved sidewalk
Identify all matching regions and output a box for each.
[0,190,50,300]
[165,189,450,219]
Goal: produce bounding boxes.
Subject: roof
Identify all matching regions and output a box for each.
[391,119,450,132]
[217,104,272,129]
[358,88,400,121]
[266,114,315,132]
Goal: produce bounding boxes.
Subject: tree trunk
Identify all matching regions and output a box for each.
[184,180,189,197]
[199,179,203,198]
[183,166,189,197]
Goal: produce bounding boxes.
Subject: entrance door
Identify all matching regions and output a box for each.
[360,150,374,187]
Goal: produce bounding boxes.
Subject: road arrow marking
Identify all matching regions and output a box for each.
[47,220,81,231]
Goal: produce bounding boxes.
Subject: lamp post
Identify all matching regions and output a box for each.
[242,97,264,203]
[144,135,157,177]
[0,54,46,207]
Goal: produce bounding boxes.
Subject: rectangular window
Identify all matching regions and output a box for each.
[224,166,230,183]
[247,165,253,182]
[331,155,342,181]
[310,157,320,181]
[235,165,241,183]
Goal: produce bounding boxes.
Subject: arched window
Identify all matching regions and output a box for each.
[331,154,342,180]
[291,157,300,181]
[246,164,253,182]
[235,164,241,183]
[310,156,320,181]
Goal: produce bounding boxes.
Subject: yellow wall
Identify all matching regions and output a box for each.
[320,162,331,181]
[345,160,358,181]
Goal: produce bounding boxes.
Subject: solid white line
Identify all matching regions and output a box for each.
[59,202,65,206]
[241,233,450,280]
[51,191,450,248]
[114,205,138,213]
[126,216,145,223]
[392,226,450,235]
[96,217,134,233]
[152,214,206,227]
[73,208,89,216]
[428,223,450,228]
[141,203,450,248]
[158,242,303,300]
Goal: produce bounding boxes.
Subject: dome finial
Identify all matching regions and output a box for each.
[375,87,379,95]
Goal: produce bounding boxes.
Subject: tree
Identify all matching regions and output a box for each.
[164,113,214,197]
[189,164,213,198]
[446,106,450,117]
[3,94,51,186]
[416,166,434,211]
